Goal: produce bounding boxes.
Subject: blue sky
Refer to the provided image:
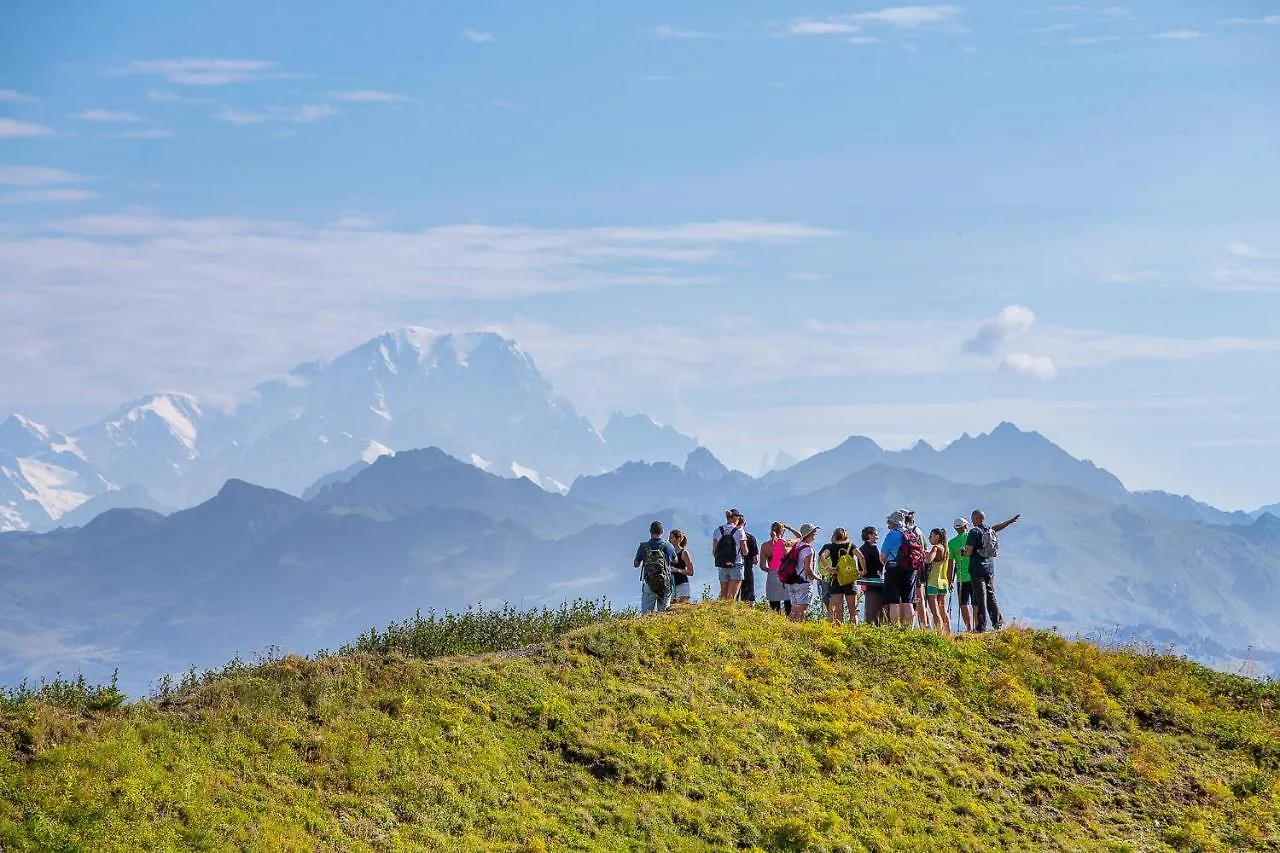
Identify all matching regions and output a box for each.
[2,1,1279,509]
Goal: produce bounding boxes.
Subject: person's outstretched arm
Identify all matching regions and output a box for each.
[992,514,1021,533]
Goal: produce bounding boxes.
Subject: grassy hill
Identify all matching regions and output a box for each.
[1,605,1277,851]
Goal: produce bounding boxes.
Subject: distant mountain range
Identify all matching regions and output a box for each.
[3,331,1279,692]
[0,327,698,532]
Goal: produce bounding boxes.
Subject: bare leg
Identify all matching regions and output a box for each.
[721,580,743,601]
[827,594,844,625]
[790,602,808,622]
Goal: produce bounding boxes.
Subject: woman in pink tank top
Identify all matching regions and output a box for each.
[763,521,792,614]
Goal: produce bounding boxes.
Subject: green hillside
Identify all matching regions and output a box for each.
[1,605,1278,852]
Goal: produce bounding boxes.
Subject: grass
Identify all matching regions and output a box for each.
[0,603,1278,851]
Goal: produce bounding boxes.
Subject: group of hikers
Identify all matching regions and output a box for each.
[634,507,1020,635]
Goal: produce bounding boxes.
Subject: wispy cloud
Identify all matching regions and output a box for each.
[0,188,101,206]
[782,6,963,38]
[326,90,411,103]
[0,89,40,103]
[786,20,861,36]
[1150,29,1207,40]
[214,104,339,125]
[1229,242,1270,259]
[0,166,90,186]
[145,89,209,104]
[462,29,495,43]
[0,118,55,138]
[1067,35,1122,45]
[75,109,147,123]
[124,58,281,86]
[652,24,718,39]
[0,213,839,403]
[851,5,963,27]
[1223,15,1280,26]
[117,128,176,139]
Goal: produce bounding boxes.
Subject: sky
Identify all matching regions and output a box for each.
[1,1,1279,510]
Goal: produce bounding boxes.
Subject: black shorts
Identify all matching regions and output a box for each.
[883,567,918,605]
[958,581,973,606]
[829,581,858,596]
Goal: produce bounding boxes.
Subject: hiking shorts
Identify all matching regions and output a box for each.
[718,563,744,583]
[786,581,813,608]
[926,585,948,596]
[672,578,691,600]
[958,581,974,606]
[883,567,917,606]
[829,581,858,596]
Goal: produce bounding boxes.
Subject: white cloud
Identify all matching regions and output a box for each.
[1150,30,1207,40]
[787,20,861,36]
[0,188,101,206]
[0,212,840,405]
[117,128,176,139]
[652,24,717,39]
[851,5,962,28]
[962,304,1036,355]
[326,90,411,103]
[75,109,147,123]
[145,89,209,104]
[1228,242,1266,259]
[0,89,40,103]
[214,104,339,125]
[0,166,90,186]
[848,36,884,44]
[1001,353,1058,381]
[782,6,962,37]
[1068,35,1122,45]
[788,271,829,282]
[1223,15,1280,26]
[1207,265,1280,294]
[462,29,495,43]
[0,118,55,138]
[124,58,281,86]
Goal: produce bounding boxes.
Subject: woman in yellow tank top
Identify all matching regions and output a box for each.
[926,528,953,636]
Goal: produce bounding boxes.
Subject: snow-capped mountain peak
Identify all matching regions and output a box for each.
[0,414,83,459]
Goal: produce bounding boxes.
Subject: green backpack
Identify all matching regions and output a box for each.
[832,543,860,586]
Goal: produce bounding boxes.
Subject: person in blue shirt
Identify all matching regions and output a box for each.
[634,520,678,613]
[879,509,916,626]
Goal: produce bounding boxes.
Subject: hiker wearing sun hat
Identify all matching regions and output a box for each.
[779,522,820,622]
[949,517,974,632]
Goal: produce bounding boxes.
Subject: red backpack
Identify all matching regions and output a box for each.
[896,528,927,574]
[778,543,809,585]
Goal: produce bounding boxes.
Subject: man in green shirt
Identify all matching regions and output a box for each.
[948,518,974,633]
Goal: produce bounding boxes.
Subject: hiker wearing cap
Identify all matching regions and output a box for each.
[635,520,678,613]
[948,518,974,632]
[880,510,924,626]
[962,508,1021,632]
[858,526,887,625]
[780,523,820,622]
[711,509,749,602]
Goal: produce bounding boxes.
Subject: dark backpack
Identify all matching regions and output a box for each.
[896,528,927,574]
[641,544,673,599]
[778,543,808,585]
[713,524,739,569]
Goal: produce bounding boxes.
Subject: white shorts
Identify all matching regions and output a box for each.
[786,582,813,608]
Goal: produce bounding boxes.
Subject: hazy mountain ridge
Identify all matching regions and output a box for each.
[0,328,697,531]
[3,438,1280,693]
